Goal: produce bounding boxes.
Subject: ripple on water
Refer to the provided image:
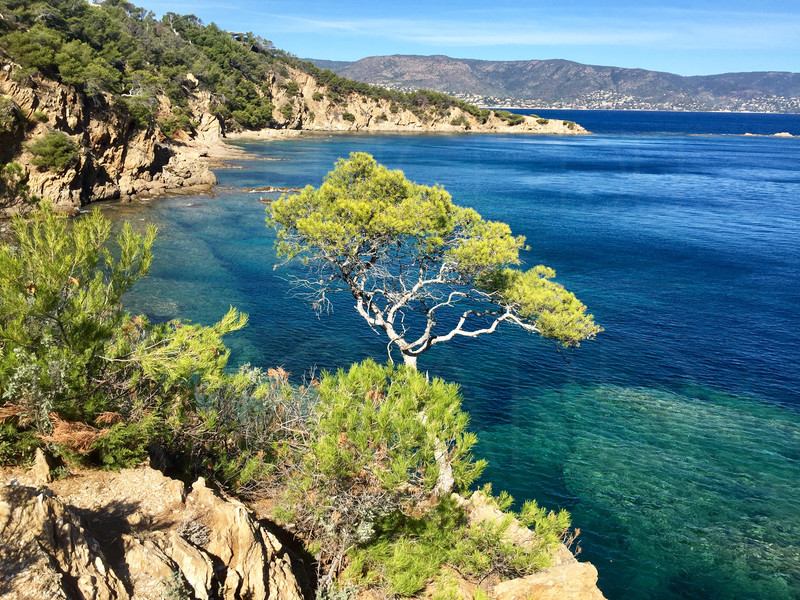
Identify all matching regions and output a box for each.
[477,384,800,600]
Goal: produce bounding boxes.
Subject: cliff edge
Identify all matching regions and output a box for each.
[0,458,605,600]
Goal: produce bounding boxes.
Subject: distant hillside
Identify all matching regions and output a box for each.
[311,55,800,113]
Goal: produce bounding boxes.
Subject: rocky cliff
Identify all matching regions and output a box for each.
[272,68,587,135]
[0,59,586,215]
[0,456,606,600]
[0,62,219,214]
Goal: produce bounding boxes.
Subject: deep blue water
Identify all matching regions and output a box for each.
[106,112,800,600]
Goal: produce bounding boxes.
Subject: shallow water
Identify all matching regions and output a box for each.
[109,113,800,599]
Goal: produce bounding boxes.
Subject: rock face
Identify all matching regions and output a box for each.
[273,69,587,135]
[0,467,305,600]
[459,491,607,600]
[0,62,217,214]
[0,58,586,215]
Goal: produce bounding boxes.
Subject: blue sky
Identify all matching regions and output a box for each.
[132,0,800,75]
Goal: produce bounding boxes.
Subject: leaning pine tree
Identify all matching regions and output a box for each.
[268,152,601,370]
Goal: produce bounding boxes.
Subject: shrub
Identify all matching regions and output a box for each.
[275,360,485,588]
[26,132,79,172]
[91,414,164,469]
[342,112,356,122]
[0,96,26,136]
[495,110,526,126]
[537,118,549,125]
[280,102,294,120]
[280,80,299,96]
[563,120,576,130]
[158,113,194,138]
[450,115,469,128]
[312,92,324,101]
[0,163,36,209]
[33,110,48,123]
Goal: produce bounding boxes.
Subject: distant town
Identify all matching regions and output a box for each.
[380,86,800,113]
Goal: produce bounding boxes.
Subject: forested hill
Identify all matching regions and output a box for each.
[0,0,584,213]
[312,55,800,113]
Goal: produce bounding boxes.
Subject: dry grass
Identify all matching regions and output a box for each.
[38,414,108,453]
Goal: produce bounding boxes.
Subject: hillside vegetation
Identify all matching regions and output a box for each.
[0,0,584,213]
[0,0,526,134]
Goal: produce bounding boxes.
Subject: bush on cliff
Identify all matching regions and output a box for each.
[26,132,79,172]
[0,205,246,466]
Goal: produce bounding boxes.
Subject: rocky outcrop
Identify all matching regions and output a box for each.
[459,491,607,600]
[0,62,217,214]
[265,67,588,135]
[0,466,305,600]
[0,463,606,600]
[0,57,587,215]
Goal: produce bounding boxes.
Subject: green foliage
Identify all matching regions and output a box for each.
[494,110,526,126]
[280,102,293,120]
[269,153,600,366]
[26,131,78,172]
[312,91,324,101]
[280,80,299,96]
[0,422,39,465]
[91,413,164,469]
[32,110,49,122]
[0,205,247,471]
[122,96,158,129]
[0,204,155,430]
[476,266,600,347]
[344,490,570,596]
[341,111,356,122]
[0,163,36,210]
[563,120,576,130]
[0,96,26,136]
[537,118,549,125]
[158,111,194,138]
[450,114,469,128]
[275,360,485,581]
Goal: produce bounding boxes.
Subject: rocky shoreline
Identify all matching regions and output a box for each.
[0,60,588,216]
[0,454,606,600]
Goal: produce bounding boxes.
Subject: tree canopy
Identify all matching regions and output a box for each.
[268,152,601,368]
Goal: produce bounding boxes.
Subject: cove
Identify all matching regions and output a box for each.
[107,116,800,599]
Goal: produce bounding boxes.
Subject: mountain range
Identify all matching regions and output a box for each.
[310,55,800,113]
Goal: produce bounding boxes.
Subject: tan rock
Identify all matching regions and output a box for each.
[186,477,304,600]
[492,557,606,600]
[0,483,129,600]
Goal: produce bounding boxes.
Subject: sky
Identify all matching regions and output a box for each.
[131,0,800,76]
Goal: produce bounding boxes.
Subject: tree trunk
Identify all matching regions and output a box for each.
[404,351,455,496]
[402,352,417,370]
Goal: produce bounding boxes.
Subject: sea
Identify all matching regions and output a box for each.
[104,110,800,600]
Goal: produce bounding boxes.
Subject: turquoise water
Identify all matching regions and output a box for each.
[107,116,800,599]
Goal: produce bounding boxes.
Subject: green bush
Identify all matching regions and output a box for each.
[537,118,549,125]
[0,96,26,136]
[91,414,164,469]
[0,422,39,466]
[280,80,299,96]
[312,92,324,101]
[280,102,293,120]
[33,110,48,123]
[0,163,36,210]
[158,113,194,138]
[563,120,576,130]
[26,132,79,172]
[342,111,356,122]
[494,110,526,125]
[450,115,469,128]
[344,489,571,596]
